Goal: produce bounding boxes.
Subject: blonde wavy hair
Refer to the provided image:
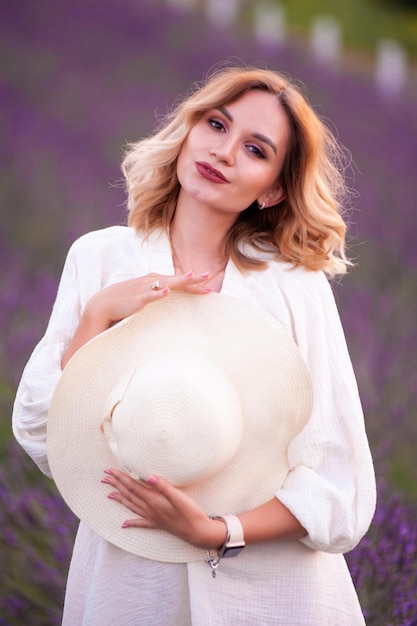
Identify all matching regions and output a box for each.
[122,66,353,276]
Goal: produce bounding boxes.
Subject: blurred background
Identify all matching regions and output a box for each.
[1,0,416,623]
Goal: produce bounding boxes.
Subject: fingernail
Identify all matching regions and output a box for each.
[162,287,170,295]
[204,287,215,292]
[108,493,117,499]
[121,522,130,528]
[184,270,193,278]
[101,478,110,484]
[146,475,158,485]
[201,271,210,279]
[104,469,114,475]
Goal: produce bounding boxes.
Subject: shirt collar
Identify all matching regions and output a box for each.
[136,228,247,298]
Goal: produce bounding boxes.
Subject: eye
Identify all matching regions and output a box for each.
[246,144,266,159]
[207,117,226,132]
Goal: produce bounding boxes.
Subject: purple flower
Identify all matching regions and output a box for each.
[1,0,416,623]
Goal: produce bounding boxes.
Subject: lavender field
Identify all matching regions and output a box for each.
[1,1,417,623]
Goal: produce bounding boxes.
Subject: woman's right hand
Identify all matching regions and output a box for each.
[61,270,213,369]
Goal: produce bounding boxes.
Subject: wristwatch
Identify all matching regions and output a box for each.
[206,514,245,577]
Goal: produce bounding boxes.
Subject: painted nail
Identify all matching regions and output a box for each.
[146,475,158,485]
[201,271,210,279]
[162,287,170,295]
[104,469,114,475]
[184,270,194,278]
[121,522,130,528]
[101,478,110,484]
[204,287,215,292]
[108,493,117,499]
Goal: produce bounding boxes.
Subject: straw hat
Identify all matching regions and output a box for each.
[48,292,312,563]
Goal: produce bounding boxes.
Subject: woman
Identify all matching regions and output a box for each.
[13,66,376,625]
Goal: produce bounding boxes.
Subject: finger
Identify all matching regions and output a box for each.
[177,271,213,286]
[122,517,156,529]
[102,470,151,507]
[150,270,214,292]
[103,468,149,493]
[103,472,153,515]
[109,473,177,511]
[143,474,190,509]
[107,490,149,518]
[169,275,217,296]
[141,284,170,304]
[103,470,174,524]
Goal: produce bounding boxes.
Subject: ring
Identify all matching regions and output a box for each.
[150,280,161,291]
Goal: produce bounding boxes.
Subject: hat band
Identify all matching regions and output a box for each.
[100,367,141,481]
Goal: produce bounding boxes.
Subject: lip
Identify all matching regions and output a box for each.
[195,162,229,184]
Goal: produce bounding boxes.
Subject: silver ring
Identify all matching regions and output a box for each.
[150,280,160,291]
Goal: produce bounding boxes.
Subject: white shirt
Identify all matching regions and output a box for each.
[13,226,376,625]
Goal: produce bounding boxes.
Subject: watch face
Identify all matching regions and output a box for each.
[222,545,245,558]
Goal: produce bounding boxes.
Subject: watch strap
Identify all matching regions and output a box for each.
[205,514,245,577]
[216,514,245,555]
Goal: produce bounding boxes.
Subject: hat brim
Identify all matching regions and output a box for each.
[47,292,312,562]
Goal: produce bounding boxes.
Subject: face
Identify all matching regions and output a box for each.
[176,89,290,216]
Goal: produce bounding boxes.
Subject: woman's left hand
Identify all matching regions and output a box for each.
[101,469,226,550]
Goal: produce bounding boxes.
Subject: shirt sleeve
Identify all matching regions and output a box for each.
[12,242,82,477]
[274,270,376,554]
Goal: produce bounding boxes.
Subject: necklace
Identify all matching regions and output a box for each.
[200,263,228,285]
[169,235,228,285]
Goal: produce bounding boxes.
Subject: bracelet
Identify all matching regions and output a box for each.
[205,514,245,578]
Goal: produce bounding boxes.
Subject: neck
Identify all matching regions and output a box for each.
[170,222,227,263]
[169,227,228,280]
[169,197,233,276]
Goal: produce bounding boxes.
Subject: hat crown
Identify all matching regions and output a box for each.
[102,354,243,486]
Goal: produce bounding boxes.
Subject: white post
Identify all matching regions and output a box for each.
[166,0,199,9]
[254,4,286,47]
[310,15,341,66]
[206,0,240,29]
[375,39,407,97]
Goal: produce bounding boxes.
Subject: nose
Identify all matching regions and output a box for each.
[210,136,237,165]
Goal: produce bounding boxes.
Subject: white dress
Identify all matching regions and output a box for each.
[12,226,376,625]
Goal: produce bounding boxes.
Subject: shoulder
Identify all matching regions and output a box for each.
[68,225,140,256]
[243,259,339,344]
[242,242,335,310]
[63,226,146,286]
[255,261,348,364]
[65,226,147,271]
[267,260,335,309]
[60,226,147,303]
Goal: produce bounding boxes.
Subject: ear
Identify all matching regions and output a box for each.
[267,183,286,206]
[258,183,286,209]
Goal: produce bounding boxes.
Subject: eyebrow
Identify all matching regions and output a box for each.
[216,106,277,155]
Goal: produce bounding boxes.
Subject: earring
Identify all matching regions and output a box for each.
[258,201,266,210]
